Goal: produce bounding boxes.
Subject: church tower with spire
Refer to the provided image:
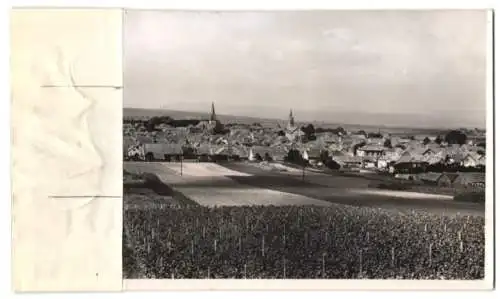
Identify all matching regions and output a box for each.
[209,102,217,123]
[285,108,301,142]
[288,109,295,128]
[207,102,223,134]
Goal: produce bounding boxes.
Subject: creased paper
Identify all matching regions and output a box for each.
[11,9,123,292]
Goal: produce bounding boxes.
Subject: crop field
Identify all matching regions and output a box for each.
[123,204,485,279]
[124,162,332,207]
[221,162,484,216]
[163,162,252,177]
[123,162,485,279]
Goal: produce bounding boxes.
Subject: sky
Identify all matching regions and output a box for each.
[124,10,488,129]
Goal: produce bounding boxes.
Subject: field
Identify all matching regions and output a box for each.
[123,204,484,279]
[123,161,485,279]
[125,162,332,207]
[124,170,195,208]
[221,162,484,216]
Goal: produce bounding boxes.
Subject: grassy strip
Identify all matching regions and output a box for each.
[454,192,485,203]
[124,171,199,207]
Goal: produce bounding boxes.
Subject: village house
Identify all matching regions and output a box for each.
[452,172,486,189]
[302,147,323,164]
[389,136,402,146]
[356,144,386,157]
[153,144,183,162]
[376,157,390,170]
[477,155,486,167]
[362,156,378,169]
[195,144,213,162]
[465,145,485,155]
[366,137,385,145]
[383,147,404,162]
[124,137,137,156]
[327,142,344,152]
[249,146,272,161]
[422,149,447,165]
[231,146,249,161]
[421,147,437,158]
[460,152,484,168]
[332,155,363,171]
[215,145,248,161]
[269,147,289,162]
[391,153,428,174]
[274,135,289,145]
[445,151,468,166]
[209,146,230,161]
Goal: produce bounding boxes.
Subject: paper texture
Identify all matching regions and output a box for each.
[11,9,123,292]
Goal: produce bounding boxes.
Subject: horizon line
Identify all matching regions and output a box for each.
[123,106,486,131]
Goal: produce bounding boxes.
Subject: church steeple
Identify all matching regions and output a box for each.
[288,109,295,127]
[210,102,216,122]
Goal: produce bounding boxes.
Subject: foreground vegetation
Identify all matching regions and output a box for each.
[123,204,484,279]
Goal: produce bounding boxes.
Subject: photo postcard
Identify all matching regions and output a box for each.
[121,9,494,290]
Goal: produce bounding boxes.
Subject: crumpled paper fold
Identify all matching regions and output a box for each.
[11,9,123,292]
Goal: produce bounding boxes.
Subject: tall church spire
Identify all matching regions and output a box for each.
[210,102,216,121]
[288,109,295,127]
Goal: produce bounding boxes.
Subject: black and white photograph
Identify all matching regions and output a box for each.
[122,10,489,280]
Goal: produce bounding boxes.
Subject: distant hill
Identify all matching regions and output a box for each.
[123,107,466,136]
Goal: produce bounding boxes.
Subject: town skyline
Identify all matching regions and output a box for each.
[123,105,485,131]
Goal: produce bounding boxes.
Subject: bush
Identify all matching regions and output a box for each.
[285,149,306,165]
[325,160,341,170]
